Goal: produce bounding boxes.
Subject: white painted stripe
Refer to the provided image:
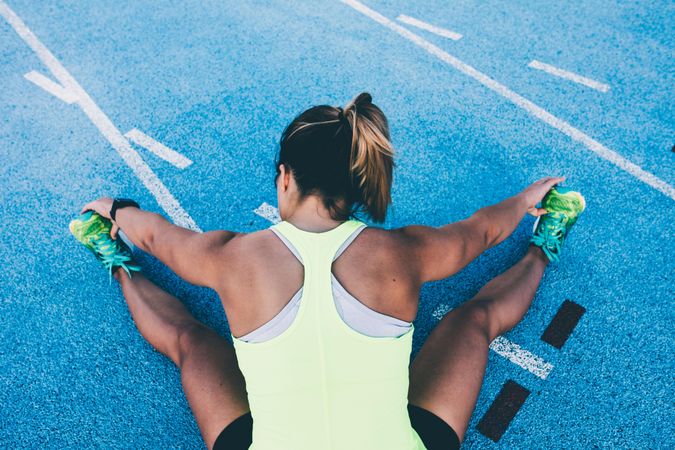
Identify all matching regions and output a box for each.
[23,70,78,103]
[125,128,193,169]
[431,303,451,321]
[0,1,201,231]
[254,202,281,224]
[528,59,610,93]
[430,303,553,379]
[490,336,553,380]
[340,0,675,201]
[396,14,462,41]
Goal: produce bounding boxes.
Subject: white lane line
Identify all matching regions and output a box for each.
[490,336,553,380]
[430,303,553,379]
[528,60,610,93]
[24,70,78,103]
[254,202,281,224]
[125,128,193,169]
[396,14,462,41]
[0,1,201,231]
[340,0,675,201]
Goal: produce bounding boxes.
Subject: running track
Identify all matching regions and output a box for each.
[0,1,673,448]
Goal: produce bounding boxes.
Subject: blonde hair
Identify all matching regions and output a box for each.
[341,93,394,222]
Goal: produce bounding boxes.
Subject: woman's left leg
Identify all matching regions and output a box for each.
[114,270,249,450]
[408,245,549,443]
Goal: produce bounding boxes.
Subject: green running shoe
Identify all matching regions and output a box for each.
[69,211,141,282]
[530,186,586,262]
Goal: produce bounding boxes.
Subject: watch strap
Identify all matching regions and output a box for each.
[110,198,140,221]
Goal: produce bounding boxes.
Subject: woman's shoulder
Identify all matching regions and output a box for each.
[339,224,415,265]
[222,227,281,255]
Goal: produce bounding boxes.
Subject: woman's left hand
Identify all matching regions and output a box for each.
[80,196,119,238]
[520,176,566,217]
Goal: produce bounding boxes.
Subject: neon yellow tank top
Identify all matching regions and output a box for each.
[231,219,427,450]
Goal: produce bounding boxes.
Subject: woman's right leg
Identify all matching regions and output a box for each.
[114,270,250,450]
[408,245,549,443]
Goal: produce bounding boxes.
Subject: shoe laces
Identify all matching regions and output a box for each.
[531,212,568,262]
[90,233,139,282]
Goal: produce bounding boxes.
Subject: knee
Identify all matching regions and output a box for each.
[174,322,212,367]
[458,300,498,341]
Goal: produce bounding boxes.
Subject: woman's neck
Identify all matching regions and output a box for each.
[285,195,345,233]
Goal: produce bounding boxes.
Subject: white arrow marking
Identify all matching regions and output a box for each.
[125,128,193,169]
[24,70,78,103]
[396,14,462,41]
[1,1,200,231]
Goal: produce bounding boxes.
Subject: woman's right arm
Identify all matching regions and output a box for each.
[397,177,564,283]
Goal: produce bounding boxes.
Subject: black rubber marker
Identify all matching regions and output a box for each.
[541,300,586,349]
[477,380,530,442]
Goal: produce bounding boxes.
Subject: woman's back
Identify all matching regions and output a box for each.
[216,219,426,449]
[218,221,420,341]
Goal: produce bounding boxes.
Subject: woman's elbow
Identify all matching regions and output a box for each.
[468,210,498,248]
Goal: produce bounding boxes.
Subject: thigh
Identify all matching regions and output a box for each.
[178,324,250,450]
[408,302,491,443]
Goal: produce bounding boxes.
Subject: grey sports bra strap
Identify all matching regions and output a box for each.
[270,228,304,264]
[333,223,367,261]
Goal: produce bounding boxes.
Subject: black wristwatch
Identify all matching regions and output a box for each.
[110,198,140,222]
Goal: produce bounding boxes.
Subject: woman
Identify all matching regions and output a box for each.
[70,92,585,449]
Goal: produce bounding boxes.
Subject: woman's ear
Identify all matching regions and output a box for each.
[279,164,291,192]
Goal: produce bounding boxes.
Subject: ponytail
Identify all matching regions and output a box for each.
[342,92,395,222]
[277,92,395,223]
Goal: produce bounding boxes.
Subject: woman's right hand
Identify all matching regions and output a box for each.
[521,176,566,216]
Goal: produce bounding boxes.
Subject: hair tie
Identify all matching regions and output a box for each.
[336,107,351,129]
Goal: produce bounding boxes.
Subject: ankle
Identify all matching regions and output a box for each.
[112,264,136,283]
[112,253,142,283]
[112,266,125,283]
[527,244,550,265]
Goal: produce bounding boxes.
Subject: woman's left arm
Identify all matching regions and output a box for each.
[80,197,237,287]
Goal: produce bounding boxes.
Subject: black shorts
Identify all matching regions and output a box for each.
[213,403,460,450]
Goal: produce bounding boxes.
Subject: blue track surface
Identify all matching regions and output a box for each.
[1,1,673,448]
